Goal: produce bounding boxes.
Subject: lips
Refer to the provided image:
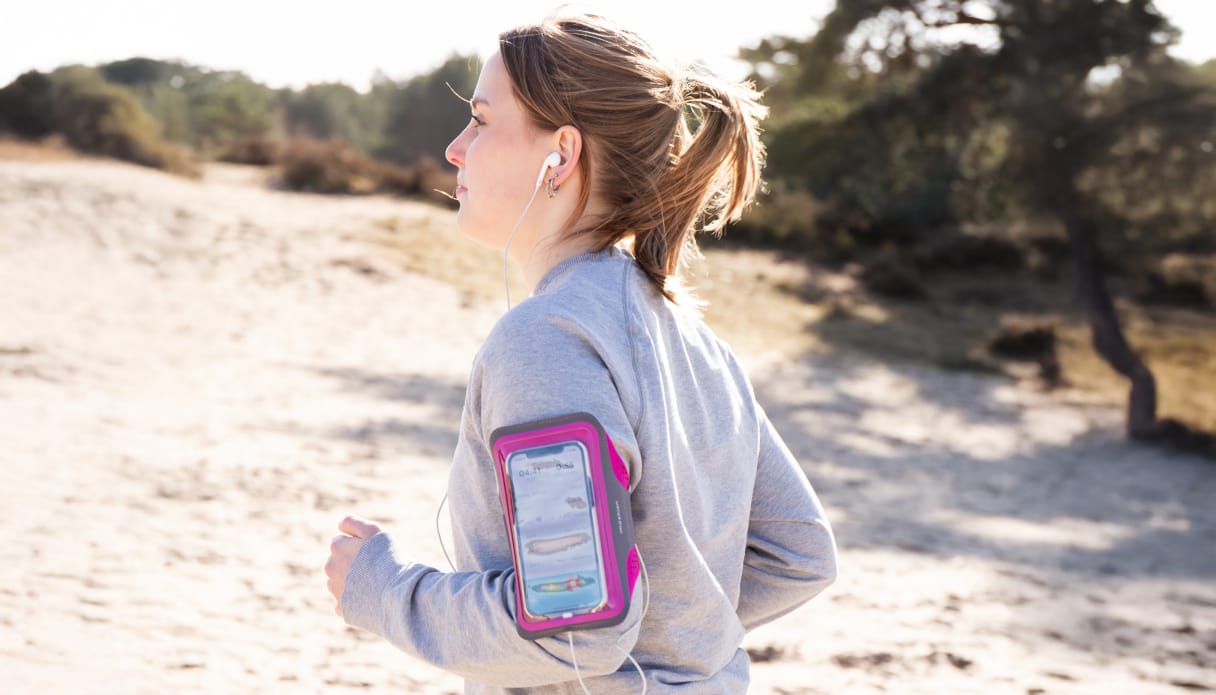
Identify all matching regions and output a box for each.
[454,185,467,196]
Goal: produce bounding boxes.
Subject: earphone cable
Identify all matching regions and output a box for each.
[568,547,651,695]
[503,181,545,310]
[435,491,456,571]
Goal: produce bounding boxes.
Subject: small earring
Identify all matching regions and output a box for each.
[546,176,560,199]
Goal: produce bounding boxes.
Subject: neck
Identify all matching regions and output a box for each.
[508,189,610,294]
[515,232,602,291]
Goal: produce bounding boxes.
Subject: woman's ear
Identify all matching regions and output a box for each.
[551,125,583,187]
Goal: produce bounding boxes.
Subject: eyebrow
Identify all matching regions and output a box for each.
[471,97,490,109]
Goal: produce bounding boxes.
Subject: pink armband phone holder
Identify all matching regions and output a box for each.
[490,413,640,640]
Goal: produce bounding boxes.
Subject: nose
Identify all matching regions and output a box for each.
[445,126,469,169]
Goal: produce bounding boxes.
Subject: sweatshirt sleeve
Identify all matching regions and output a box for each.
[340,306,646,688]
[736,408,837,631]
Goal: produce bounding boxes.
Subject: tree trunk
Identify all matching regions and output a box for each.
[1056,199,1160,439]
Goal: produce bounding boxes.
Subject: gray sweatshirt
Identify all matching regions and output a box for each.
[342,249,837,693]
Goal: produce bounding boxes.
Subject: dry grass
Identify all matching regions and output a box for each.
[358,215,823,352]
[0,133,196,176]
[791,265,1216,434]
[1057,305,1216,433]
[359,214,531,307]
[696,247,830,358]
[273,138,457,207]
[0,135,88,162]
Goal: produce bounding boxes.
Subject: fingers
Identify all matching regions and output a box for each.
[324,537,348,575]
[325,537,361,617]
[338,515,382,540]
[326,515,383,620]
[326,534,363,577]
[326,575,344,617]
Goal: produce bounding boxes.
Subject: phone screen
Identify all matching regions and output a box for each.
[506,441,607,619]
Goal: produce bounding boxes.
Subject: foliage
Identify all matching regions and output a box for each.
[217,135,281,165]
[284,82,384,153]
[0,66,194,174]
[97,58,275,150]
[184,71,276,150]
[0,71,55,138]
[738,0,1216,442]
[734,0,1215,273]
[375,54,480,166]
[96,54,477,171]
[0,53,484,189]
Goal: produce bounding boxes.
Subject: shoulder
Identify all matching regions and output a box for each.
[481,251,641,360]
[466,252,647,437]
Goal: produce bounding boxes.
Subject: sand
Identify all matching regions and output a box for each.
[1,158,1212,694]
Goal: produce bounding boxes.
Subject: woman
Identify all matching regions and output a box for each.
[325,12,837,693]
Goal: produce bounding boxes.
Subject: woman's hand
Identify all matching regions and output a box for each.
[324,515,382,616]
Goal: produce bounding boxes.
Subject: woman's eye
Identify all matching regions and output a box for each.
[470,115,484,128]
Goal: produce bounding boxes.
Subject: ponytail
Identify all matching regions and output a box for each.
[500,14,768,305]
[633,70,768,303]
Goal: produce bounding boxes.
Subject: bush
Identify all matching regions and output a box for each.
[727,185,820,246]
[278,137,436,198]
[987,316,1062,385]
[279,138,374,193]
[988,317,1058,359]
[0,71,55,137]
[0,68,195,175]
[218,135,280,165]
[910,228,1026,271]
[1135,254,1216,308]
[723,184,866,263]
[853,250,928,299]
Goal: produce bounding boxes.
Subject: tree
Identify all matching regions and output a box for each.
[186,71,276,148]
[284,82,383,153]
[376,54,481,166]
[98,58,200,143]
[751,0,1216,443]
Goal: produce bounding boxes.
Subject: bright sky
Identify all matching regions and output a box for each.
[1,0,1212,91]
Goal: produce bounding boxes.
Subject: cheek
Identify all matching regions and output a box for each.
[466,136,501,186]
[455,135,537,247]
[464,141,514,213]
[454,141,504,245]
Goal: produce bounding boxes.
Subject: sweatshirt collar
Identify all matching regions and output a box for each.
[533,247,626,296]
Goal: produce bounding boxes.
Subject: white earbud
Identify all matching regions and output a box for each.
[535,151,562,187]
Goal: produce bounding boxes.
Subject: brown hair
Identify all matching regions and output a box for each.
[498,13,767,304]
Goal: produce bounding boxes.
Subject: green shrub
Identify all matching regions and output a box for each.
[0,71,55,137]
[185,72,275,151]
[0,67,195,175]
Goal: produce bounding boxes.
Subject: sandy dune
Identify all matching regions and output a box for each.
[1,159,1212,694]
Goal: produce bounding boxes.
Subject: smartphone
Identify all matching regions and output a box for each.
[505,440,607,620]
[491,413,639,639]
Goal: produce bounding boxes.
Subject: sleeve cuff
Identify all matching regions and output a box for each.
[340,531,416,633]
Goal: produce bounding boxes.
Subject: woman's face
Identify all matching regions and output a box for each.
[444,51,552,249]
